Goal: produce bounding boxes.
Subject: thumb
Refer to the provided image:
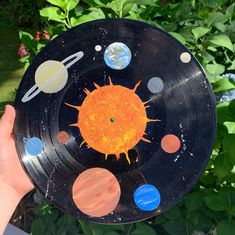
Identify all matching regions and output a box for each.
[0,105,16,136]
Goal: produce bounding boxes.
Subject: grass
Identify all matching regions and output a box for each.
[0,6,25,114]
[0,3,38,232]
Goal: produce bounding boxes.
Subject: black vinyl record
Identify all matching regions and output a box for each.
[14,19,216,223]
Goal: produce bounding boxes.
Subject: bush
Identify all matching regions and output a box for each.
[18,1,235,234]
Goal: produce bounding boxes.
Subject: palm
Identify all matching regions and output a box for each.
[0,105,34,197]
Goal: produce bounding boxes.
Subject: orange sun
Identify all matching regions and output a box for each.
[65,78,159,164]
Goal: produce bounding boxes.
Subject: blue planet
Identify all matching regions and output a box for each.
[25,137,44,156]
[104,42,132,70]
[134,184,161,211]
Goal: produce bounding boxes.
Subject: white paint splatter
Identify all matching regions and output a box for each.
[179,123,194,157]
[174,155,180,162]
[45,167,56,198]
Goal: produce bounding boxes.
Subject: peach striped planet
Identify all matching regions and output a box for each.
[72,168,121,217]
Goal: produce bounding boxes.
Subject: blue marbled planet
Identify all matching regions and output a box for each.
[104,42,132,70]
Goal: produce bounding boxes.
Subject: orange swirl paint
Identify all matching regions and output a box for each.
[72,168,120,217]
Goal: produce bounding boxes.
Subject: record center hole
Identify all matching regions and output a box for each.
[110,117,116,123]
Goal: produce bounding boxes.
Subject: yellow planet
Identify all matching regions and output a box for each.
[35,60,68,93]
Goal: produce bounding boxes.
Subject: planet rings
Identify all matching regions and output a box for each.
[21,51,84,103]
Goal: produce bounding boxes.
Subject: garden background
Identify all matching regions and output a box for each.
[1,0,235,234]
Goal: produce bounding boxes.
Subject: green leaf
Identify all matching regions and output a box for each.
[192,26,210,41]
[203,206,226,221]
[223,122,235,134]
[214,22,226,32]
[217,219,235,235]
[122,3,135,16]
[31,218,46,235]
[130,223,156,235]
[229,205,235,216]
[200,172,216,186]
[217,102,234,123]
[219,189,235,208]
[79,220,93,235]
[184,192,203,212]
[163,219,187,235]
[223,134,235,164]
[154,214,167,225]
[189,211,212,231]
[207,12,228,27]
[105,232,120,235]
[169,32,186,45]
[40,7,66,23]
[230,100,235,116]
[163,206,183,220]
[199,0,223,8]
[56,214,78,227]
[37,43,46,52]
[107,0,126,17]
[206,63,225,76]
[73,14,97,25]
[89,224,125,233]
[226,3,235,20]
[210,35,234,52]
[126,0,156,6]
[214,154,233,179]
[19,31,37,51]
[201,51,215,63]
[82,0,106,7]
[46,0,63,7]
[66,0,80,11]
[228,60,235,70]
[87,7,106,19]
[204,194,227,211]
[212,78,235,93]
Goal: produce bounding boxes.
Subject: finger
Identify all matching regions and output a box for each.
[0,105,16,136]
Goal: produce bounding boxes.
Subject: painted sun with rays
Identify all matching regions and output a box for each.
[65,78,159,164]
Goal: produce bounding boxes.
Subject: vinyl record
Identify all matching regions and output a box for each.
[14,19,216,223]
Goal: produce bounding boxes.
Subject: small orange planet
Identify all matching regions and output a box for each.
[56,131,69,144]
[65,78,158,164]
[161,134,181,153]
[72,168,121,217]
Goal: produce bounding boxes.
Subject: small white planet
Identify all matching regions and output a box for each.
[180,52,191,63]
[22,51,84,103]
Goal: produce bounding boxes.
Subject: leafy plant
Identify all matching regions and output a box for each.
[17,0,235,235]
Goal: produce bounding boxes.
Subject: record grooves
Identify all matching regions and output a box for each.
[14,19,216,223]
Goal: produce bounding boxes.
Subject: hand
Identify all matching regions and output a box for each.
[0,105,34,199]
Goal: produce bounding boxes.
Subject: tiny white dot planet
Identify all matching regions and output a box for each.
[180,52,191,63]
[95,45,102,51]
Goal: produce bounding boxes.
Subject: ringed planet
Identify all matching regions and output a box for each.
[22,51,84,103]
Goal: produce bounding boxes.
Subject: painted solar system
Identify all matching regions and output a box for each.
[14,19,216,223]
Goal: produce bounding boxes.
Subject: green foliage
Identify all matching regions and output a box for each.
[18,0,235,235]
[31,203,83,235]
[0,0,40,28]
